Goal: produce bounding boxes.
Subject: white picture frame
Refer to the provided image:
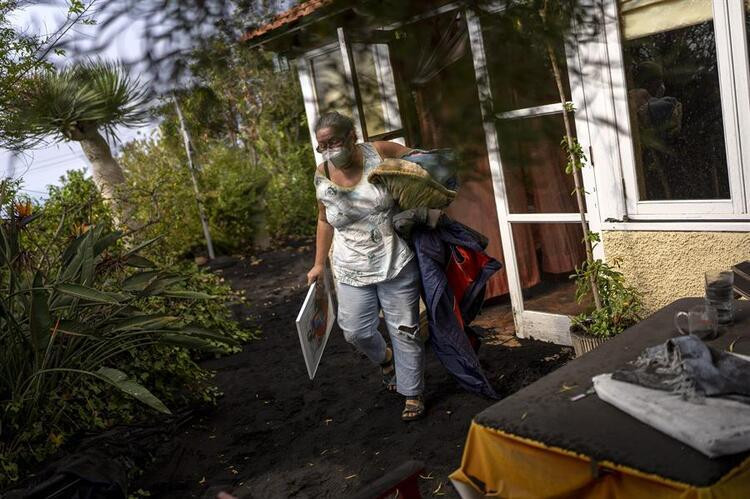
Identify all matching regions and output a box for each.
[295,273,336,380]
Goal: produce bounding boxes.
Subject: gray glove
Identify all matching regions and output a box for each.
[393,208,443,239]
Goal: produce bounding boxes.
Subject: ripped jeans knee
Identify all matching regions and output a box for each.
[395,323,422,342]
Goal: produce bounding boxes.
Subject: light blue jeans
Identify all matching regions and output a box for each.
[336,259,425,397]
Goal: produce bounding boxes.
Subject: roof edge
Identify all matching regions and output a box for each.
[240,0,337,43]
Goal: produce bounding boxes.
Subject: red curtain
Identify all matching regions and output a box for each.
[412,70,541,298]
[392,12,584,300]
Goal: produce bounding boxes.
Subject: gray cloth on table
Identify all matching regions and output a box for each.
[612,335,750,404]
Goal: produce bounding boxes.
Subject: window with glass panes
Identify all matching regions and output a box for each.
[615,0,750,217]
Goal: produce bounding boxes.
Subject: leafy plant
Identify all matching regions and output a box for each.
[116,41,316,253]
[138,260,255,353]
[0,189,239,486]
[559,128,643,337]
[570,256,643,338]
[31,170,252,348]
[261,130,317,241]
[561,134,643,337]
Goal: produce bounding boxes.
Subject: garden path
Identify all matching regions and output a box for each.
[136,241,573,498]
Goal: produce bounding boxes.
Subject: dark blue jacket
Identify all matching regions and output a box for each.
[413,218,501,399]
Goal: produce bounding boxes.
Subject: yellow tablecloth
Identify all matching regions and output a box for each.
[450,421,750,498]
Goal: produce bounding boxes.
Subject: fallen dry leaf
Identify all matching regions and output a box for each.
[728,338,750,353]
[433,481,445,495]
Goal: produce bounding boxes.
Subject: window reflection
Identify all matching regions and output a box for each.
[620,0,730,201]
[310,48,351,116]
[497,114,580,214]
[482,12,571,113]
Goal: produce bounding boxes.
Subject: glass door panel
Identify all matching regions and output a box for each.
[351,43,404,139]
[481,11,571,113]
[351,44,388,137]
[468,10,590,344]
[496,114,582,214]
[309,47,352,116]
[510,222,589,316]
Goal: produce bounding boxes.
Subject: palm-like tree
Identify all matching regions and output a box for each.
[3,60,150,227]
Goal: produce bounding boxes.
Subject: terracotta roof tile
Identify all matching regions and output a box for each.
[241,0,336,42]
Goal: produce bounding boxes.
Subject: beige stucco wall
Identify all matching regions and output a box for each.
[602,231,750,315]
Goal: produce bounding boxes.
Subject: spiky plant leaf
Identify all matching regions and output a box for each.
[160,290,218,300]
[29,272,52,352]
[96,367,171,414]
[56,283,122,304]
[2,60,151,149]
[71,60,151,134]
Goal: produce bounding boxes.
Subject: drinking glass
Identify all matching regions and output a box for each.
[674,304,719,340]
[705,270,734,325]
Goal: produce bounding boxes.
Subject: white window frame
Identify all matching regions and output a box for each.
[730,0,750,204]
[296,40,404,165]
[593,0,750,222]
[370,43,403,136]
[297,42,351,166]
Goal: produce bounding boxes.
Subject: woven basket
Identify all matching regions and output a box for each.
[570,330,610,357]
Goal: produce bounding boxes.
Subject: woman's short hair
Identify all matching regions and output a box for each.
[314,111,355,139]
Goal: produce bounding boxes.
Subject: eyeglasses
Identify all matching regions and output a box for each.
[316,138,345,153]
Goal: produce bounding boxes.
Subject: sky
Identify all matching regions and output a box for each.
[1,1,162,198]
[2,1,291,199]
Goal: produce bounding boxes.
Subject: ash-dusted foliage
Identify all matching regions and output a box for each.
[119,43,317,258]
[0,179,252,487]
[2,60,151,150]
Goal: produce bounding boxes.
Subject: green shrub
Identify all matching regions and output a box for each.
[21,169,114,257]
[201,142,270,249]
[260,129,317,241]
[115,43,318,253]
[571,257,643,338]
[119,131,317,255]
[118,136,206,261]
[138,260,255,353]
[0,180,253,487]
[120,137,273,258]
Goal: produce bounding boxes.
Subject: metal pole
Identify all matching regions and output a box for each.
[172,94,216,260]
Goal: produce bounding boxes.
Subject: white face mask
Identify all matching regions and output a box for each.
[323,146,352,168]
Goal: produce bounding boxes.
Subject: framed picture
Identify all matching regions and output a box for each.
[295,270,336,380]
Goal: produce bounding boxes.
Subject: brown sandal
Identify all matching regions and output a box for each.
[401,396,425,421]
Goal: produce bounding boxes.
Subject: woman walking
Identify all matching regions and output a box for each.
[306,111,425,421]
